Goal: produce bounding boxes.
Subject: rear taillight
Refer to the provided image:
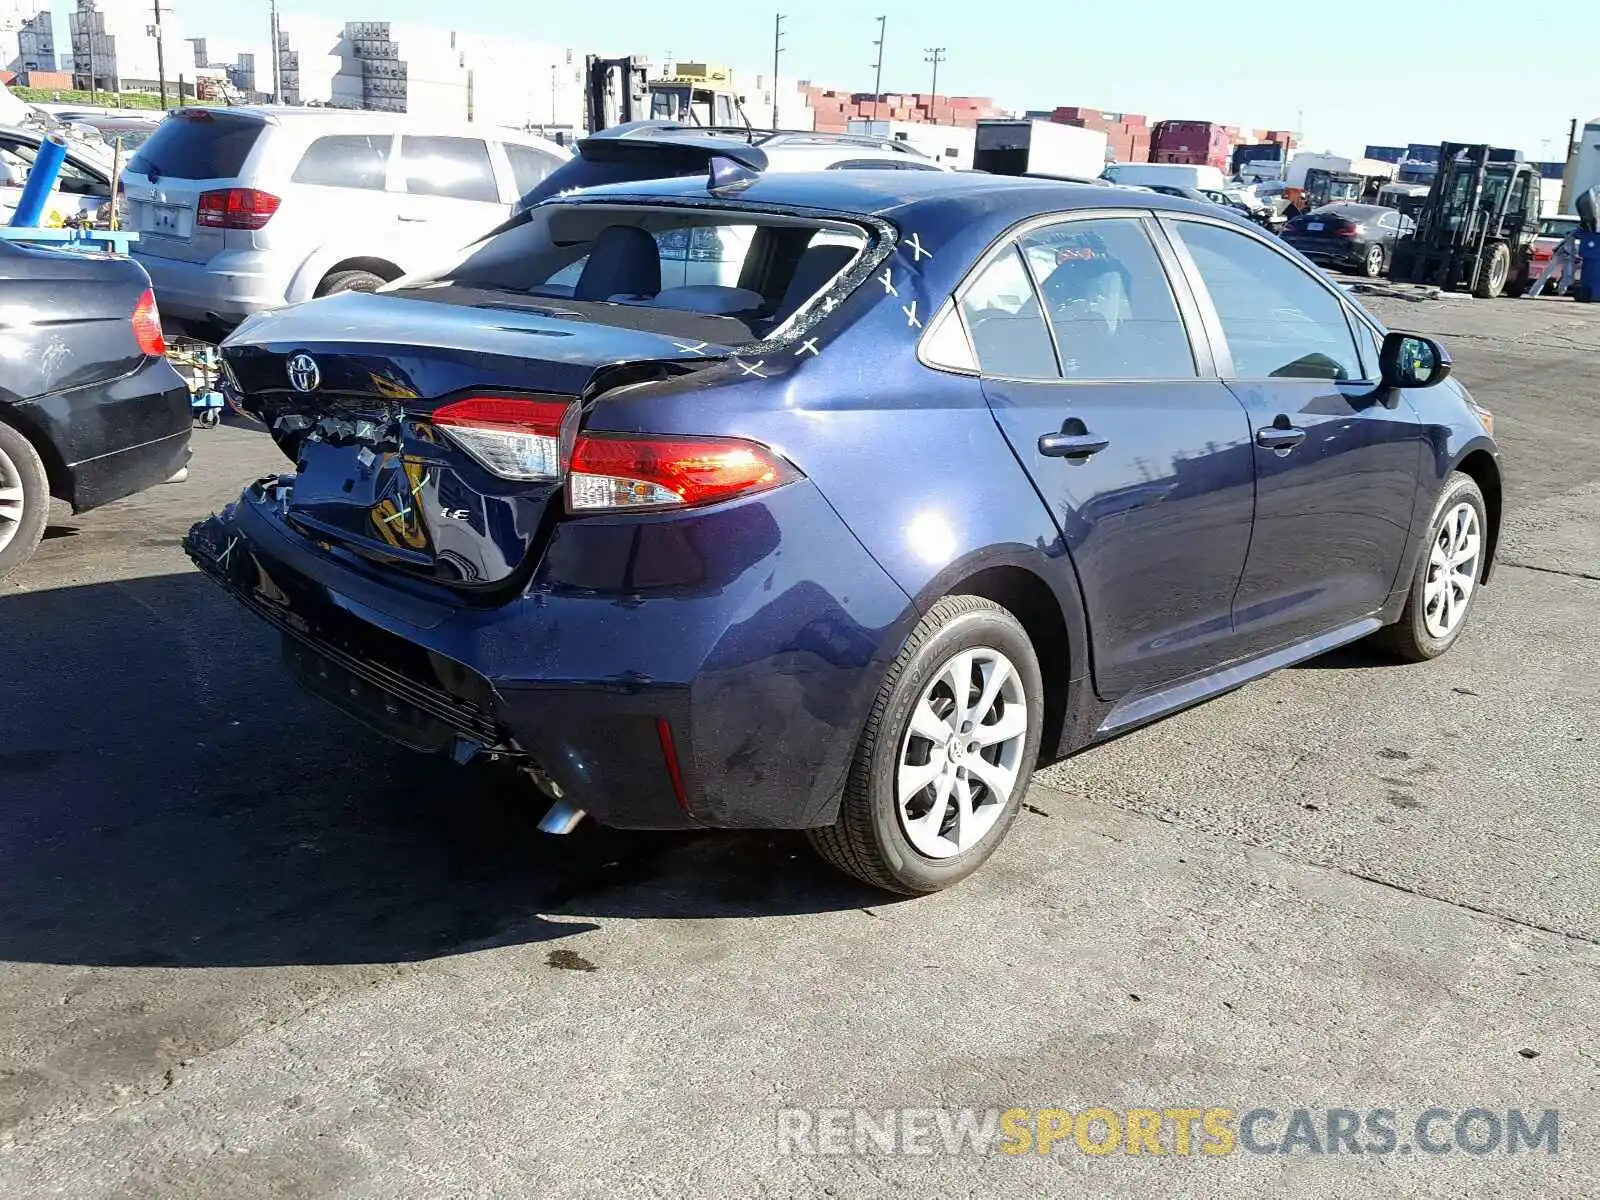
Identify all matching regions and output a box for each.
[197,187,280,230]
[432,396,569,481]
[1334,225,1360,238]
[567,433,800,513]
[131,288,165,356]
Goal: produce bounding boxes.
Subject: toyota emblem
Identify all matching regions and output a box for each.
[286,353,321,393]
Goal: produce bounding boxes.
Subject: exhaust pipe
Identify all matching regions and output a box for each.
[538,798,587,835]
[522,761,585,834]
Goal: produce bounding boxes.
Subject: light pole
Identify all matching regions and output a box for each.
[870,15,885,121]
[149,0,168,108]
[924,46,945,120]
[771,13,785,130]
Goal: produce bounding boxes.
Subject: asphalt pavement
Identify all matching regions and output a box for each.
[0,294,1596,1198]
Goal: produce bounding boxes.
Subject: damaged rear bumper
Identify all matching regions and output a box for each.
[182,478,912,832]
[184,494,699,829]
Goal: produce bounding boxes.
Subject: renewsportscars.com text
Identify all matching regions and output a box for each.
[775,1106,1560,1158]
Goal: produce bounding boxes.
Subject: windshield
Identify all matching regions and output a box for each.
[392,201,872,343]
[1538,217,1577,238]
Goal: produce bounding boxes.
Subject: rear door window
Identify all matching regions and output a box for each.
[127,114,263,179]
[291,134,392,190]
[1018,217,1196,381]
[400,136,498,203]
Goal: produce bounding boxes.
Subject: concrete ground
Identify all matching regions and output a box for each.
[1,294,1596,1198]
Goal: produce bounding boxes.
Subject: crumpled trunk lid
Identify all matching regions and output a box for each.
[221,289,733,590]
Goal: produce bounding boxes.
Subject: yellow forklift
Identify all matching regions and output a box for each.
[585,57,751,133]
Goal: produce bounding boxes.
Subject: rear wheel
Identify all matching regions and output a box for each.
[0,420,49,579]
[320,269,388,297]
[807,595,1044,895]
[1363,243,1386,278]
[1473,242,1511,299]
[1374,472,1487,662]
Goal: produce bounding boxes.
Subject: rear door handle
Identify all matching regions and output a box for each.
[1256,422,1307,452]
[396,214,427,223]
[1038,418,1110,460]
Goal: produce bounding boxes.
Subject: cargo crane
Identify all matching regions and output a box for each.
[1388,142,1543,298]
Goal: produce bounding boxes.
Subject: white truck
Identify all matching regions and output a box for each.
[973,119,1108,181]
[1102,162,1227,192]
[1284,153,1396,190]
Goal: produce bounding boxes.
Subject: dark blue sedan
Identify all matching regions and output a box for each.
[186,166,1502,894]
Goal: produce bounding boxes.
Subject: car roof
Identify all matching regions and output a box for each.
[182,106,568,147]
[567,168,1232,227]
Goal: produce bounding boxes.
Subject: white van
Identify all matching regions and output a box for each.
[120,106,571,332]
[1102,162,1227,192]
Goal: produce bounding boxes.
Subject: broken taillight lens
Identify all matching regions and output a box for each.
[432,396,569,481]
[566,433,800,513]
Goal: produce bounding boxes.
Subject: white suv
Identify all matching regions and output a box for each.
[120,107,570,332]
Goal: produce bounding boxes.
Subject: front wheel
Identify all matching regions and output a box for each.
[1474,242,1511,299]
[807,595,1044,895]
[1363,243,1386,278]
[1374,472,1488,662]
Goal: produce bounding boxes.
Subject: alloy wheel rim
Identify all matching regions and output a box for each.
[896,647,1028,859]
[1369,246,1384,273]
[1424,502,1480,639]
[0,440,24,555]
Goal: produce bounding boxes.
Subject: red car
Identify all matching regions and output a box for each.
[1525,215,1579,289]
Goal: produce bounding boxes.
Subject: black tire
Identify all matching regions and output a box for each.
[1362,242,1386,279]
[320,269,389,296]
[1373,472,1488,663]
[0,419,50,580]
[1473,242,1511,299]
[807,595,1045,895]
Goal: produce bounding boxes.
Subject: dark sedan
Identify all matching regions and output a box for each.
[1281,203,1415,277]
[0,242,191,577]
[186,168,1501,895]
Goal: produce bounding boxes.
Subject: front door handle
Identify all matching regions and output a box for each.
[1256,419,1307,452]
[396,214,427,223]
[1038,417,1110,460]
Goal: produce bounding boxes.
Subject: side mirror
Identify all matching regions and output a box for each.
[1379,331,1451,389]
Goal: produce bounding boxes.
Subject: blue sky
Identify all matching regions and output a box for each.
[105,0,1599,160]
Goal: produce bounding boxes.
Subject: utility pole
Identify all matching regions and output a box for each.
[269,0,281,103]
[771,13,785,130]
[870,15,885,121]
[150,0,167,109]
[924,46,945,120]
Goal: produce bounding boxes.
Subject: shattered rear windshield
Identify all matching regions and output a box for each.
[392,202,871,343]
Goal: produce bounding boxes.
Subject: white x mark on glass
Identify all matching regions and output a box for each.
[673,341,709,354]
[737,359,769,378]
[795,338,820,357]
[878,267,898,297]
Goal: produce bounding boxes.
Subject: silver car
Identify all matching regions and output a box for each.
[119,106,570,331]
